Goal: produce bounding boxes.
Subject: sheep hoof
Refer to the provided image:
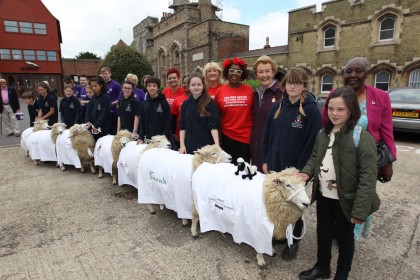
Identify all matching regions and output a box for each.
[192,234,199,239]
[80,169,86,173]
[181,219,189,227]
[98,174,103,178]
[112,181,117,185]
[256,253,266,269]
[55,163,60,168]
[91,169,96,174]
[61,166,66,171]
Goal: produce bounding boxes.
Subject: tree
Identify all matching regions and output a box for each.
[98,46,154,85]
[75,51,101,59]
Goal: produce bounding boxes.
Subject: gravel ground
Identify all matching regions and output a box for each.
[0,144,419,280]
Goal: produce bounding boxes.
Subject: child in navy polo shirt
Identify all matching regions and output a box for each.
[59,85,80,127]
[22,91,39,127]
[118,80,140,139]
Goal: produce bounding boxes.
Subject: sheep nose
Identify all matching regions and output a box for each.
[302,203,309,208]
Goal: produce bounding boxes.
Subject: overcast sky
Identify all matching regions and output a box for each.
[40,0,324,58]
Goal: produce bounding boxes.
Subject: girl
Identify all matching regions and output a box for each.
[37,82,58,126]
[117,80,140,139]
[85,76,112,141]
[298,87,379,280]
[203,62,224,98]
[59,85,80,127]
[179,73,219,154]
[261,67,321,260]
[214,57,253,163]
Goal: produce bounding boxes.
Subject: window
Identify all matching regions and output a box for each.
[324,27,335,47]
[4,20,18,32]
[321,74,333,93]
[379,17,395,41]
[375,71,391,91]
[409,69,420,88]
[34,23,47,34]
[47,51,57,61]
[19,22,33,34]
[36,51,46,61]
[23,50,36,60]
[0,49,11,59]
[12,50,22,60]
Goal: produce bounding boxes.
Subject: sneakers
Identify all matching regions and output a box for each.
[281,242,299,261]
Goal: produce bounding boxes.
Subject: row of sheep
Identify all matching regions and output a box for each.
[20,123,310,268]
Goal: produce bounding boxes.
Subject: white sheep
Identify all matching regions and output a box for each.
[110,130,134,184]
[94,135,115,179]
[69,123,96,173]
[117,135,171,188]
[138,144,232,226]
[191,166,309,268]
[20,120,49,154]
[26,122,66,164]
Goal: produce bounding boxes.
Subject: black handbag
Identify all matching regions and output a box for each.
[377,139,395,168]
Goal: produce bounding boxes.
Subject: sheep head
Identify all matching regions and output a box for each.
[192,145,232,171]
[114,130,133,148]
[264,167,310,210]
[147,135,171,149]
[32,119,49,132]
[69,124,88,137]
[50,122,67,144]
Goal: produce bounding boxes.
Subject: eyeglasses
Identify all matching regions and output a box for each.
[228,69,243,75]
[286,82,303,87]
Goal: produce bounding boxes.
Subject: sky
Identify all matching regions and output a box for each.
[40,0,324,58]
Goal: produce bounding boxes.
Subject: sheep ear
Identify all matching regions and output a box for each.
[272,178,282,186]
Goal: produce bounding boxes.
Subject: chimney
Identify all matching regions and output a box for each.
[264,37,271,49]
[199,0,213,21]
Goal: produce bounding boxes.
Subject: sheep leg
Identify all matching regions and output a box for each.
[256,253,267,269]
[60,163,66,171]
[112,162,117,185]
[80,160,86,173]
[181,219,188,227]
[147,204,156,214]
[33,159,39,165]
[90,161,96,174]
[191,203,199,239]
[98,166,103,178]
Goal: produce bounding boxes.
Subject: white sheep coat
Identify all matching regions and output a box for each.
[27,130,57,162]
[56,129,81,168]
[192,162,274,255]
[20,127,34,152]
[94,135,114,175]
[137,148,194,220]
[117,141,147,188]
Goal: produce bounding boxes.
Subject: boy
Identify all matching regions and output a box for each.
[59,85,80,127]
[21,91,39,127]
[138,76,172,146]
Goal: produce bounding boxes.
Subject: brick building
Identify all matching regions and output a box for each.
[0,0,63,96]
[132,0,249,86]
[226,0,420,95]
[62,58,102,82]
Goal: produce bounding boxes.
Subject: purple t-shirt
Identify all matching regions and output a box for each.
[106,79,122,114]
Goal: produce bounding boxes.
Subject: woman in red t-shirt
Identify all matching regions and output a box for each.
[162,67,185,107]
[214,57,254,164]
[171,75,191,147]
[203,62,224,98]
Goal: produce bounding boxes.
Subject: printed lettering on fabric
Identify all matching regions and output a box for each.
[97,104,101,111]
[223,96,249,108]
[125,105,131,112]
[69,102,75,109]
[156,104,163,113]
[209,196,234,211]
[149,171,167,185]
[291,114,303,128]
[45,102,49,107]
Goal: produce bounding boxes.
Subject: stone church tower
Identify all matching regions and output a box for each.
[131,0,249,86]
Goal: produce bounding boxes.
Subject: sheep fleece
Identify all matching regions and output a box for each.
[117,141,147,188]
[192,162,274,255]
[138,148,194,220]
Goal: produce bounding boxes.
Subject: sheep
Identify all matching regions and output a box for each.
[110,130,133,184]
[69,123,96,173]
[234,157,257,180]
[50,123,67,144]
[94,135,115,179]
[138,144,232,227]
[26,122,63,164]
[20,120,49,154]
[55,128,82,171]
[191,165,309,268]
[117,135,171,188]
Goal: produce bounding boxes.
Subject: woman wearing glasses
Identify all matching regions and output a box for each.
[214,57,254,164]
[261,67,322,261]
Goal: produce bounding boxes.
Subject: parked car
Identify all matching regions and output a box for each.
[388,88,420,134]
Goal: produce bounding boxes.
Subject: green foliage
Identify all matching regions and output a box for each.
[243,79,260,89]
[99,46,154,85]
[75,51,100,59]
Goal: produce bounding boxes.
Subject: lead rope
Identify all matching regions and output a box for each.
[285,187,307,243]
[216,151,224,163]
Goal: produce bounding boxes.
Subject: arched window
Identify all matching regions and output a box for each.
[321,74,333,93]
[324,27,335,47]
[409,69,420,88]
[375,71,391,91]
[379,17,395,41]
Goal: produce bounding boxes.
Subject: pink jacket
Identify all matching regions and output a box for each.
[322,85,396,159]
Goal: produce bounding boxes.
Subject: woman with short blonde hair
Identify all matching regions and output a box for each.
[203,62,224,97]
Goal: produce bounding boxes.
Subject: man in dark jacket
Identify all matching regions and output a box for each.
[0,79,21,136]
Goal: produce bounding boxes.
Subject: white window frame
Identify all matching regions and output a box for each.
[324,27,336,48]
[321,74,333,93]
[408,69,420,88]
[375,71,391,91]
[379,17,395,41]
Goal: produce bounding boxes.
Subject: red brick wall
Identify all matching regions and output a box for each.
[62,59,102,77]
[217,37,249,59]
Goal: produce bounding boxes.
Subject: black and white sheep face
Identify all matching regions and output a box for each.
[273,177,310,210]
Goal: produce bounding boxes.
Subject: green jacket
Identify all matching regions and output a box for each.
[301,124,380,221]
